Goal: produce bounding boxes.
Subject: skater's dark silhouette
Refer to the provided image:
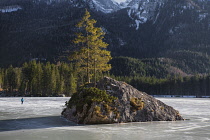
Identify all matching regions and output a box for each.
[21,98,24,104]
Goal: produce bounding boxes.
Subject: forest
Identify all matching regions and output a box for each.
[0,61,77,96]
[1,59,210,97]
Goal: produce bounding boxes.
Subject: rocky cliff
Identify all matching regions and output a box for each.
[62,77,184,124]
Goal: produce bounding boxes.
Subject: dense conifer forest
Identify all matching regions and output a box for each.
[1,59,210,97]
[0,61,77,96]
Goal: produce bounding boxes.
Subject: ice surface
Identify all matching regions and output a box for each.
[113,0,127,4]
[1,97,210,140]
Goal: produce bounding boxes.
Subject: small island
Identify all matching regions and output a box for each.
[62,77,184,124]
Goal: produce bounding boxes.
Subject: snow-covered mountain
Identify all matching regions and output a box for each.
[57,0,121,13]
[34,0,121,13]
[88,0,121,13]
[0,0,121,13]
[126,0,165,29]
[64,0,209,30]
[122,0,210,29]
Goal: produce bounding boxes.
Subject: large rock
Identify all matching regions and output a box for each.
[62,77,184,124]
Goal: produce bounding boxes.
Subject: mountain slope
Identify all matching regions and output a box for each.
[1,0,210,76]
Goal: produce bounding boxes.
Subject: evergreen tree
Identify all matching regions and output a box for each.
[21,62,29,95]
[0,69,3,90]
[36,62,43,95]
[30,61,38,95]
[60,63,70,95]
[50,64,57,95]
[59,75,65,95]
[70,9,112,85]
[69,73,77,95]
[7,65,16,92]
[67,63,77,95]
[14,68,22,91]
[55,65,61,94]
[42,62,52,96]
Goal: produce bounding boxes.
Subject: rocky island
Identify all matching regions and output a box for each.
[62,77,184,124]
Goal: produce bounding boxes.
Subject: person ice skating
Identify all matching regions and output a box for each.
[21,98,24,104]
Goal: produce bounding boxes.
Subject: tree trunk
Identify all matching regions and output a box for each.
[87,40,90,83]
[94,59,96,87]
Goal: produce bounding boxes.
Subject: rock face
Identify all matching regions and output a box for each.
[127,0,165,29]
[62,77,184,124]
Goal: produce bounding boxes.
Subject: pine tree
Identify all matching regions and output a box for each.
[50,64,57,95]
[59,75,65,94]
[7,65,16,92]
[42,62,52,96]
[21,62,29,95]
[69,63,77,95]
[14,68,22,91]
[36,62,43,95]
[0,69,3,90]
[70,9,112,85]
[30,61,38,95]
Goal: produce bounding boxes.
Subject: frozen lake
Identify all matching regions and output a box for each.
[0,97,210,140]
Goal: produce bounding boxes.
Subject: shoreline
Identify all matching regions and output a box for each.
[152,95,210,98]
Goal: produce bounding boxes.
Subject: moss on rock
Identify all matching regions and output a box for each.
[67,87,116,110]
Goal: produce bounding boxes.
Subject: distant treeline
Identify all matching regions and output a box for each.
[0,61,78,96]
[109,57,210,96]
[1,60,210,96]
[114,75,210,97]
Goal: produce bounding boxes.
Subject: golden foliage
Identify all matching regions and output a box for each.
[70,9,112,83]
[130,97,144,110]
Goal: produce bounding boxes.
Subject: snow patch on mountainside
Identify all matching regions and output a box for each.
[91,0,120,13]
[125,0,210,30]
[114,0,127,4]
[127,0,165,30]
[45,0,121,13]
[32,0,121,13]
[199,13,208,21]
[0,5,22,13]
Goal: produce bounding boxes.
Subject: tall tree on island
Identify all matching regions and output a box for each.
[70,9,112,86]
